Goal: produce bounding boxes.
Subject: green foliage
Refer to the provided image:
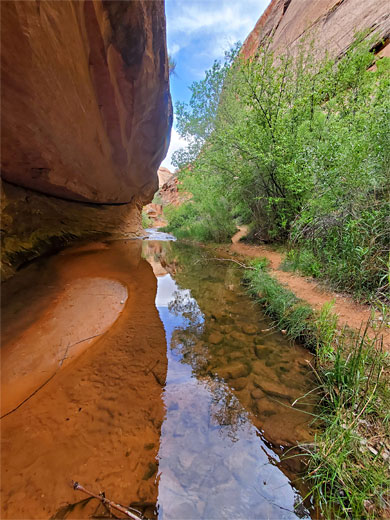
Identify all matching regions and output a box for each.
[152,192,163,205]
[281,248,322,278]
[244,261,390,518]
[313,301,338,362]
[164,201,236,242]
[305,327,390,518]
[168,54,176,76]
[245,260,316,342]
[141,211,152,229]
[168,35,390,300]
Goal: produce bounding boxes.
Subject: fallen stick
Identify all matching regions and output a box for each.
[71,481,143,520]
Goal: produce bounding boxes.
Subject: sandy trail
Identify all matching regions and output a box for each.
[230,227,390,350]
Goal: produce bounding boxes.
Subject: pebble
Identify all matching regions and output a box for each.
[241,324,258,335]
[250,388,264,400]
[218,362,250,380]
[208,332,224,345]
[253,379,293,401]
[230,377,248,391]
[254,345,274,360]
[230,330,247,343]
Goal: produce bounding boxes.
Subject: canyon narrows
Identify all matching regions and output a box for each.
[2,0,389,518]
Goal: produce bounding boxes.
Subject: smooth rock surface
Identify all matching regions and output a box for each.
[1,0,172,278]
[241,0,390,61]
[1,0,172,204]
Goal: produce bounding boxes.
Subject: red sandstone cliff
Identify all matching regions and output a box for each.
[241,0,389,60]
[1,0,172,278]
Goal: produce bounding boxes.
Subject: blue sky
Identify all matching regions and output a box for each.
[161,0,270,171]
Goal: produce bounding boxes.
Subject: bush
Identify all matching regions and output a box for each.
[164,201,236,242]
[141,212,152,229]
[168,35,390,301]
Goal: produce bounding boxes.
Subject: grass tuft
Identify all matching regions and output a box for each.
[244,260,390,518]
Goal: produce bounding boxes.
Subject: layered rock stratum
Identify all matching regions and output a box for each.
[241,0,389,60]
[1,0,172,279]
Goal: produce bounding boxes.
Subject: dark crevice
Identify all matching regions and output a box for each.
[370,35,390,55]
[282,0,292,15]
[1,179,133,207]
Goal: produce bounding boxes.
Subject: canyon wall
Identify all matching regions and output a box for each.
[241,0,390,60]
[1,0,172,279]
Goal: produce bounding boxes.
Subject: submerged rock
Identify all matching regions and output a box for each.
[230,377,248,391]
[250,388,264,400]
[208,331,224,345]
[219,362,250,380]
[254,345,274,360]
[253,378,293,402]
[241,323,258,335]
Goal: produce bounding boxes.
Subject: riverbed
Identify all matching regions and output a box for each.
[1,231,317,519]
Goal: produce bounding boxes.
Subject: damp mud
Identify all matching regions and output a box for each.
[1,232,317,519]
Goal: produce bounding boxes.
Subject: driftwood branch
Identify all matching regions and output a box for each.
[72,481,144,520]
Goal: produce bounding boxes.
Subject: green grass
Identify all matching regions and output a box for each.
[304,327,390,518]
[281,248,323,279]
[142,211,153,229]
[163,202,236,243]
[244,260,390,518]
[281,243,390,304]
[245,258,317,344]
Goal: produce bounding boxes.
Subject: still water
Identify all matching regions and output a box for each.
[143,237,316,519]
[1,232,316,519]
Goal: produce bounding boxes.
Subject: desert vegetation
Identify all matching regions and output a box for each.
[244,259,390,518]
[165,34,390,303]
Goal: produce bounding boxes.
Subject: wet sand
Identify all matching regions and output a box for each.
[1,240,167,519]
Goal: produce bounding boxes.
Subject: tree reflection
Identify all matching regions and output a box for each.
[166,272,250,442]
[207,378,250,442]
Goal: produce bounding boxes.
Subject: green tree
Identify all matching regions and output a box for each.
[166,35,390,300]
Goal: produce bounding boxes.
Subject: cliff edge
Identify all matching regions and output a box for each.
[241,0,389,60]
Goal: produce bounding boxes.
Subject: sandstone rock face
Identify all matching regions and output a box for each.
[241,0,390,60]
[1,0,172,204]
[1,182,144,280]
[157,166,174,189]
[143,166,183,227]
[1,0,172,278]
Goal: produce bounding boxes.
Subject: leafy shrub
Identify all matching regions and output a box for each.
[141,212,152,229]
[168,34,390,300]
[164,202,236,242]
[282,248,322,278]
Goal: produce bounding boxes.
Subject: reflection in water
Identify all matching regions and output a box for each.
[143,240,315,519]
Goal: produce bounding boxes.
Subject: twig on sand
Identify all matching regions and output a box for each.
[59,333,103,367]
[71,481,144,520]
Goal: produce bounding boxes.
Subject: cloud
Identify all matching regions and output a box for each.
[169,42,181,56]
[168,1,259,36]
[160,126,188,172]
[163,1,271,169]
[166,0,270,82]
[167,1,268,43]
